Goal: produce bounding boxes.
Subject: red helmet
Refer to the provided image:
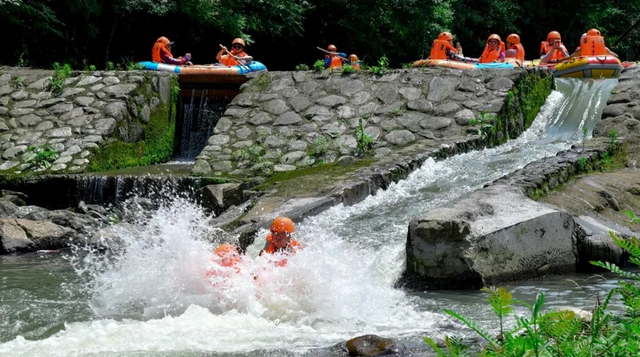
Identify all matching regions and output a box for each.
[587,28,601,36]
[270,217,295,234]
[487,34,501,43]
[506,34,520,45]
[547,31,561,41]
[327,44,337,52]
[232,38,246,47]
[438,32,453,41]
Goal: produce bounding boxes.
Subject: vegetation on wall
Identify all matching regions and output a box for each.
[87,102,175,172]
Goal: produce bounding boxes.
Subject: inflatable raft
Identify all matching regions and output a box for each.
[139,61,267,75]
[552,55,623,78]
[413,59,514,70]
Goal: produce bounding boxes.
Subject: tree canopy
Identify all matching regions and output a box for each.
[0,0,638,70]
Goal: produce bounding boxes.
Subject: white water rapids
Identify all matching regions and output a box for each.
[0,78,617,357]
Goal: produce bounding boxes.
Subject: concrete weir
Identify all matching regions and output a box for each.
[403,185,577,289]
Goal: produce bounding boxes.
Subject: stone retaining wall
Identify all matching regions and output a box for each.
[194,68,552,176]
[0,69,175,174]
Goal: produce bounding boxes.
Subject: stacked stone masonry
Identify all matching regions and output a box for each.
[194,68,540,176]
[0,69,173,174]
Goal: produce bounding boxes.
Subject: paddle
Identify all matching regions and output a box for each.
[219,44,251,72]
[316,47,349,62]
[611,17,640,48]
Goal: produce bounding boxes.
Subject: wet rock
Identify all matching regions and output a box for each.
[23,210,94,233]
[0,201,19,217]
[0,218,75,253]
[343,335,407,357]
[601,104,627,119]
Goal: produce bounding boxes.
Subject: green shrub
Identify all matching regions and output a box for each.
[26,144,59,170]
[366,56,389,75]
[354,118,374,156]
[313,59,325,72]
[342,64,355,73]
[48,62,73,93]
[295,63,310,71]
[468,111,497,144]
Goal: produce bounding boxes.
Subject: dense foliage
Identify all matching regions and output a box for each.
[0,0,638,70]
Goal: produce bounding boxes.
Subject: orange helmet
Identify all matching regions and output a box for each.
[349,54,358,62]
[270,217,295,234]
[547,31,561,41]
[156,36,170,46]
[487,34,501,43]
[232,38,246,47]
[214,244,241,267]
[327,44,337,52]
[506,34,520,45]
[587,28,601,36]
[438,32,453,41]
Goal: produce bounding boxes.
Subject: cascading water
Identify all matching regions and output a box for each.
[176,90,230,160]
[0,79,620,357]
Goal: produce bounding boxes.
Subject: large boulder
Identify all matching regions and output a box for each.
[0,218,75,253]
[404,185,578,289]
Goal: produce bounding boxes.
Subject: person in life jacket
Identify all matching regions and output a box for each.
[216,38,253,66]
[349,54,361,69]
[205,243,243,284]
[505,33,525,63]
[259,217,302,267]
[324,44,346,68]
[539,31,569,64]
[429,32,458,60]
[479,34,505,63]
[569,29,618,58]
[152,36,192,66]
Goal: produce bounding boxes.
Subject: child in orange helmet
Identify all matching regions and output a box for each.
[152,36,192,65]
[259,217,301,257]
[216,38,253,66]
[479,34,506,63]
[324,44,347,68]
[540,31,569,64]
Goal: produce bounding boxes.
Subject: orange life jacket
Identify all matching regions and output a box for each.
[429,39,457,60]
[152,41,172,63]
[479,45,502,63]
[260,234,301,255]
[509,43,525,62]
[220,50,248,66]
[329,55,342,68]
[259,234,302,267]
[540,41,568,62]
[581,35,607,56]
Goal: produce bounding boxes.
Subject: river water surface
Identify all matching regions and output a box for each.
[0,78,622,357]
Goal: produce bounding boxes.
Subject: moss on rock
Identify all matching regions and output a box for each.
[87,102,175,172]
